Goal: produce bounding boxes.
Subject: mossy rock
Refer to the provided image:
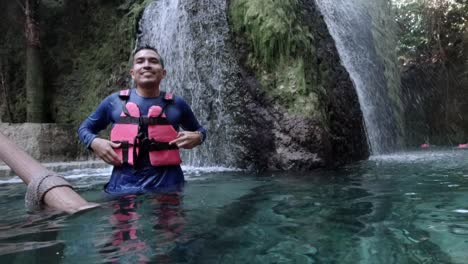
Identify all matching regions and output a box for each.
[229,0,325,120]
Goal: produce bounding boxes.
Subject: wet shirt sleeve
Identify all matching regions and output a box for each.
[175,96,207,143]
[77,95,115,149]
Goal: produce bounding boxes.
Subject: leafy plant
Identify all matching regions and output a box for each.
[229,0,322,117]
[393,0,467,65]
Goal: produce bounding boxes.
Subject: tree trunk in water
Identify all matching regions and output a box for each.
[25,0,45,123]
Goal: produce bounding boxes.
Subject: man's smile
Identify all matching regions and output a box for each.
[141,71,155,75]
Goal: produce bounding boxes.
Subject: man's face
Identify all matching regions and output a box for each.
[130,49,166,87]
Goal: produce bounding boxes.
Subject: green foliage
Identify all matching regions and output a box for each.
[0,2,27,122]
[394,0,468,145]
[230,0,313,68]
[393,0,468,64]
[229,0,323,117]
[0,0,152,124]
[40,0,152,125]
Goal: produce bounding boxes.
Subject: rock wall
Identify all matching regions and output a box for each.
[399,37,468,145]
[228,0,369,169]
[401,61,468,146]
[0,123,88,163]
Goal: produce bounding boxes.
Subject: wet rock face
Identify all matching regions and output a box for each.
[317,41,369,166]
[304,0,369,166]
[137,0,368,170]
[269,114,326,170]
[0,123,86,163]
[230,0,368,170]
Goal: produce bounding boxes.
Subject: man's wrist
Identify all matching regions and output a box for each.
[89,137,99,151]
[194,131,203,144]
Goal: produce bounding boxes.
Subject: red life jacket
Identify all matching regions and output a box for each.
[110,89,182,167]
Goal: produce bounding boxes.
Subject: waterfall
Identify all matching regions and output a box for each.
[315,0,401,154]
[137,0,240,167]
[136,0,400,167]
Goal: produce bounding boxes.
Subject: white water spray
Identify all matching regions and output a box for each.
[138,0,239,166]
[315,0,402,154]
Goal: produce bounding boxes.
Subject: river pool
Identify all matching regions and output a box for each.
[0,149,468,263]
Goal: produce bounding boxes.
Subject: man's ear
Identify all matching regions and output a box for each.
[162,69,167,78]
[130,69,135,80]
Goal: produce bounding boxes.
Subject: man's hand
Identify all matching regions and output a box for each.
[90,138,122,166]
[169,131,202,149]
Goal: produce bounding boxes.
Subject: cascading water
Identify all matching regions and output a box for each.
[136,0,400,167]
[137,0,241,167]
[315,0,402,154]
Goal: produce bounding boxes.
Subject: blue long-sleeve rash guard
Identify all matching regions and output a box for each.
[78,89,206,195]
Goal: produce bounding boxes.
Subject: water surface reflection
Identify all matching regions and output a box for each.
[0,151,467,263]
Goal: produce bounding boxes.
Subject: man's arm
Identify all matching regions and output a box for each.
[169,97,206,149]
[89,138,121,165]
[77,95,122,165]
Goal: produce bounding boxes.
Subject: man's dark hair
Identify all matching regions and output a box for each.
[133,45,165,69]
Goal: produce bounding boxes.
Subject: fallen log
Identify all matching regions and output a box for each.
[0,131,99,214]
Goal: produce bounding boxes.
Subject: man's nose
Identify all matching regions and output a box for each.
[142,60,152,68]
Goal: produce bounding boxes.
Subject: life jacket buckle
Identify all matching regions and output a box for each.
[140,137,150,149]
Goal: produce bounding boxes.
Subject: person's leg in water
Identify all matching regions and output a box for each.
[99,195,150,263]
[150,192,187,262]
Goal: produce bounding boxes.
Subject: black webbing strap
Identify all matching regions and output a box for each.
[158,91,174,119]
[147,140,179,151]
[146,117,171,125]
[115,116,139,124]
[121,103,132,117]
[133,137,139,167]
[116,116,171,125]
[118,89,133,117]
[121,141,129,164]
[112,141,133,164]
[118,90,174,120]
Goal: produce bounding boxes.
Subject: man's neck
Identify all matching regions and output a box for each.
[136,85,160,98]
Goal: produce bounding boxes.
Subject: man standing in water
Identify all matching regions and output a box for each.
[78,46,206,194]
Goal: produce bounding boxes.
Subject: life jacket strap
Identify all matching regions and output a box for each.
[157,92,174,119]
[118,89,133,117]
[111,141,134,164]
[119,89,173,101]
[147,139,179,151]
[164,92,174,101]
[118,90,174,118]
[115,116,171,125]
[119,89,131,98]
[146,117,171,125]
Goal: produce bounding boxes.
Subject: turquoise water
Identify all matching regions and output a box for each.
[1,149,468,263]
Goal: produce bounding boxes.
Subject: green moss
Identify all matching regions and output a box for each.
[40,0,152,126]
[0,0,153,125]
[229,0,325,118]
[0,2,27,122]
